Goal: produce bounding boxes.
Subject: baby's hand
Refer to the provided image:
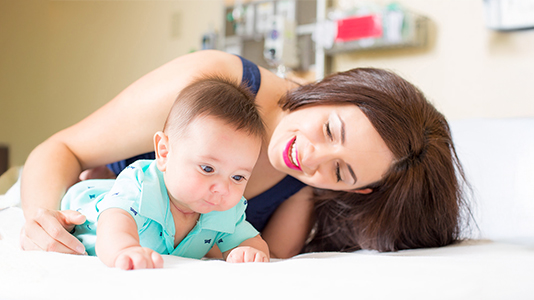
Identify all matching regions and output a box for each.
[226,246,270,263]
[114,246,164,270]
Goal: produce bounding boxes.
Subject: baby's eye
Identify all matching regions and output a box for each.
[200,165,214,173]
[231,175,246,182]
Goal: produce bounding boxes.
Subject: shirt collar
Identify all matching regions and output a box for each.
[137,161,175,234]
[197,201,243,234]
[137,160,240,235]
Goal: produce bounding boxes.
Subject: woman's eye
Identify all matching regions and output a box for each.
[325,122,333,141]
[335,162,342,182]
[200,165,214,173]
[231,175,246,182]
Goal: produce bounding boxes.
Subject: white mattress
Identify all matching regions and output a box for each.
[2,117,534,300]
[1,207,533,300]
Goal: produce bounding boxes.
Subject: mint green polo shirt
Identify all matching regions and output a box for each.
[61,160,259,258]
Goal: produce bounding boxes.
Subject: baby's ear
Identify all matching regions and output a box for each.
[154,131,170,172]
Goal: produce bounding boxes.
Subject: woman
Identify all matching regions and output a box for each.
[20,50,469,258]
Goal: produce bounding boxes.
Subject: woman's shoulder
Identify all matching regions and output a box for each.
[176,50,297,92]
[254,70,300,113]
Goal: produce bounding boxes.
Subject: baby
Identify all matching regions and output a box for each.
[61,76,268,270]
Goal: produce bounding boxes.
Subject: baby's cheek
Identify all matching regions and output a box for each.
[221,189,246,210]
[170,174,207,199]
[185,175,210,196]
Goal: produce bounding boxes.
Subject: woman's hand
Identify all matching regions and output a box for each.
[20,208,87,254]
[226,246,270,263]
[113,246,164,270]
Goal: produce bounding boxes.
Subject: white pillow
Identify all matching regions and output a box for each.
[450,118,534,244]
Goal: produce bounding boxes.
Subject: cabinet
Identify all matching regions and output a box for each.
[222,0,317,74]
[221,0,429,80]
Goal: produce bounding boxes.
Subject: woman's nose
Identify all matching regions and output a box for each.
[300,143,332,173]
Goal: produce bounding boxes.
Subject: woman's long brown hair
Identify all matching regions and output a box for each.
[280,68,472,252]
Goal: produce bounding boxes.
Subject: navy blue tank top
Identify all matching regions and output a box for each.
[107,55,306,232]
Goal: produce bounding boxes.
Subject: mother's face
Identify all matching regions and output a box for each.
[268,104,394,191]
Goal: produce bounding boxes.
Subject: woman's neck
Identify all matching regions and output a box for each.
[245,71,300,198]
[245,107,289,199]
[254,70,299,149]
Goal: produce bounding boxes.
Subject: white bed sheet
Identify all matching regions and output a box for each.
[1,207,533,300]
[2,117,534,300]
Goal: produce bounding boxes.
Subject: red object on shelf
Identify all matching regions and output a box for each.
[335,15,383,42]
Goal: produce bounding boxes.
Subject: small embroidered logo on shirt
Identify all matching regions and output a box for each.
[130,207,138,215]
[89,194,96,199]
[204,239,212,244]
[217,239,224,244]
[112,192,120,196]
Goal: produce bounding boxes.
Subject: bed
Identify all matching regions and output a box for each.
[1,118,533,300]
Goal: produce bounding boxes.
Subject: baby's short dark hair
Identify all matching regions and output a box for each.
[163,75,265,139]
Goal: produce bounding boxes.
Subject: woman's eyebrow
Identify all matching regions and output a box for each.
[338,115,356,184]
[340,116,346,144]
[347,164,357,185]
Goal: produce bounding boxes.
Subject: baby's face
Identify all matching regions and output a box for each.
[162,115,261,214]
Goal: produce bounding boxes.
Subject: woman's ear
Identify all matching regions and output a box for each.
[154,131,170,172]
[349,188,373,194]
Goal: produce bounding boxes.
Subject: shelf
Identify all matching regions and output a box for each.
[325,12,429,55]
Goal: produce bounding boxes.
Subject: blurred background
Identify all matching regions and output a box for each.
[1,0,534,171]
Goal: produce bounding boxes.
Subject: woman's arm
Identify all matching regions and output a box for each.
[20,50,243,253]
[96,208,163,270]
[20,138,88,253]
[260,186,315,259]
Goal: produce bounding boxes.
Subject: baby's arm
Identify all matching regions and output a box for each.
[96,208,163,270]
[223,235,270,263]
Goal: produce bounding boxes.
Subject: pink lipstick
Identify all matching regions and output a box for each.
[283,136,302,171]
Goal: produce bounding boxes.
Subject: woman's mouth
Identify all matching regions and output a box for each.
[283,137,301,171]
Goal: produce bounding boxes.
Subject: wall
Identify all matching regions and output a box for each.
[0,0,48,169]
[2,0,533,167]
[0,0,223,166]
[332,0,534,120]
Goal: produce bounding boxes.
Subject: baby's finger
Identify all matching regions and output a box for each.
[115,255,133,270]
[151,252,164,268]
[254,252,269,262]
[226,249,242,263]
[129,252,149,270]
[243,249,256,262]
